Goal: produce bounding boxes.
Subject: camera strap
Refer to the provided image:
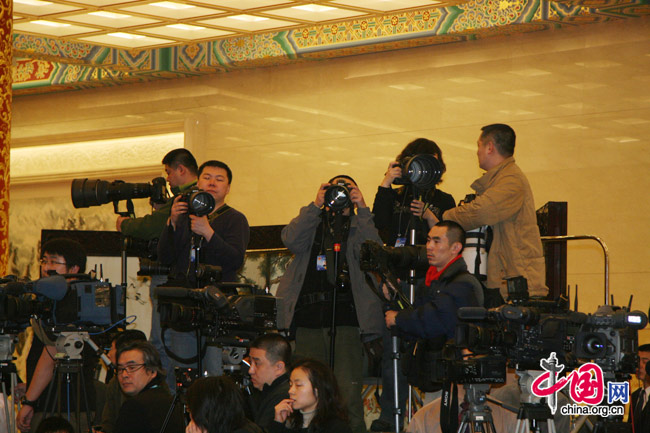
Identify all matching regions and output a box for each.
[440,379,459,433]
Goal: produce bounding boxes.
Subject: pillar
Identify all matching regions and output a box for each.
[0,0,12,275]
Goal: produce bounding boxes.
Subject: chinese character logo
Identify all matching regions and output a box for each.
[530,352,623,414]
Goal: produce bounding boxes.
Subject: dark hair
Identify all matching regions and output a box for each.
[397,138,447,178]
[34,416,74,433]
[117,340,164,376]
[480,124,516,157]
[250,333,291,369]
[186,376,248,433]
[198,160,233,184]
[288,358,348,432]
[435,220,466,251]
[162,148,198,175]
[639,344,650,352]
[41,238,87,273]
[327,174,357,186]
[114,329,147,352]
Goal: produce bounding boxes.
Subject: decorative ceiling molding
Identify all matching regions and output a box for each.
[12,0,650,96]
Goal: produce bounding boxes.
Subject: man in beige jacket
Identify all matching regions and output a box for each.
[432,123,547,298]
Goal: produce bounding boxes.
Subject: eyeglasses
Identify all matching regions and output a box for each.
[40,259,66,266]
[116,364,146,374]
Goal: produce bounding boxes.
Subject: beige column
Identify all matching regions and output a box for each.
[0,0,12,275]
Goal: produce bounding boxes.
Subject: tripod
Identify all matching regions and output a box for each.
[515,370,558,433]
[458,384,498,433]
[0,334,19,433]
[42,334,95,433]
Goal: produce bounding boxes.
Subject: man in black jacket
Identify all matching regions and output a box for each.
[629,343,650,433]
[114,341,184,433]
[384,221,483,339]
[246,334,291,430]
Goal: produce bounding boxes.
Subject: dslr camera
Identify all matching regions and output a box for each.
[178,187,216,217]
[392,154,444,191]
[323,180,352,213]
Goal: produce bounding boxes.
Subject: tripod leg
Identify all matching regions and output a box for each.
[79,365,92,430]
[391,335,401,433]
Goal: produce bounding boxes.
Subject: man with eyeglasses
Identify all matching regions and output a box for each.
[17,238,97,433]
[114,341,184,433]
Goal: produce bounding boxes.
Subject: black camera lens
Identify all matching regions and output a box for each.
[71,178,164,208]
[393,154,443,191]
[324,183,351,212]
[186,191,216,217]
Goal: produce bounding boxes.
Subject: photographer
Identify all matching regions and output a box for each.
[115,148,198,385]
[371,138,455,432]
[116,148,198,240]
[372,138,455,247]
[383,222,482,404]
[17,238,98,433]
[156,160,249,383]
[275,175,384,433]
[431,124,547,298]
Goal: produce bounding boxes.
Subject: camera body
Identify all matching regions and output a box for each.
[392,154,443,191]
[323,180,352,212]
[0,274,125,334]
[455,280,647,377]
[155,284,277,342]
[179,187,216,217]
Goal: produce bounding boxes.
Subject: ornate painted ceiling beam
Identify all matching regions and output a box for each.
[12,0,650,96]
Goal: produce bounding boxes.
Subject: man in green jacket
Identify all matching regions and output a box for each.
[116,148,198,239]
[115,148,198,390]
[431,124,548,298]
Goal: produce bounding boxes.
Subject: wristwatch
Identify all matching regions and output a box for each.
[20,396,37,408]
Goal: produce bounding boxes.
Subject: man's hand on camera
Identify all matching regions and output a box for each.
[385,310,399,328]
[314,183,329,208]
[190,215,214,241]
[381,161,402,188]
[410,200,439,227]
[169,195,188,229]
[116,216,130,232]
[349,185,367,209]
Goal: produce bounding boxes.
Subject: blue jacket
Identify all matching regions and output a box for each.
[395,257,482,340]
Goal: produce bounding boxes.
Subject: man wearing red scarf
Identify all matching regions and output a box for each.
[384,221,482,340]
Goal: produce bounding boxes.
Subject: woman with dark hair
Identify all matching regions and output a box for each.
[372,138,456,247]
[270,359,352,433]
[185,376,262,433]
[370,138,456,432]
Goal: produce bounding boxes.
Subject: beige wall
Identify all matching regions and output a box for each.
[10,18,650,342]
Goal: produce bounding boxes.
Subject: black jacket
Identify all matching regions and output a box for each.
[395,257,482,340]
[372,185,455,247]
[267,417,352,433]
[629,387,650,433]
[247,374,290,430]
[114,375,184,433]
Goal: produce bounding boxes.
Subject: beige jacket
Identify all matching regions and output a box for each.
[443,157,547,297]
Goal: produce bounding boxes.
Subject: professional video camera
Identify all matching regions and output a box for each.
[178,186,216,217]
[392,154,443,191]
[323,179,352,213]
[455,277,647,375]
[154,284,277,342]
[71,177,168,215]
[359,240,428,305]
[360,240,429,275]
[0,274,126,334]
